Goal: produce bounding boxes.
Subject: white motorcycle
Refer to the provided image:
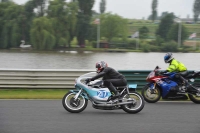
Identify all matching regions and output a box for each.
[62,72,145,114]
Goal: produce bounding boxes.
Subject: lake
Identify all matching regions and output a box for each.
[0,50,200,71]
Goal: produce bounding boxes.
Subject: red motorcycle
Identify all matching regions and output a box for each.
[141,66,200,103]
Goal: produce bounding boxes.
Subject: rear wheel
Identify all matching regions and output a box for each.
[188,84,200,104]
[62,92,88,113]
[141,85,161,103]
[121,92,145,114]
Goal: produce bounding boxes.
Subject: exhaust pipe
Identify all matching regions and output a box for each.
[92,100,134,107]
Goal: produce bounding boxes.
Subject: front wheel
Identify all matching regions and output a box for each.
[121,92,145,114]
[141,84,161,103]
[62,92,88,113]
[188,84,200,104]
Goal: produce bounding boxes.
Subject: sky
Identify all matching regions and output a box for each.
[13,0,195,19]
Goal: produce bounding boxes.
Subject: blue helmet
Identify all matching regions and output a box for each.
[164,52,173,63]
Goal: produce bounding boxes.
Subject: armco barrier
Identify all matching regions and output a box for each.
[119,70,151,89]
[0,69,199,89]
[0,69,91,89]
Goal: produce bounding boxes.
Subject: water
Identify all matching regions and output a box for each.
[0,50,200,70]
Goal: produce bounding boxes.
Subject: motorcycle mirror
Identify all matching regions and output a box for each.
[155,66,161,69]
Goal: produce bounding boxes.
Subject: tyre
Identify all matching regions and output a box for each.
[121,92,145,114]
[188,84,200,104]
[141,84,161,103]
[62,92,88,113]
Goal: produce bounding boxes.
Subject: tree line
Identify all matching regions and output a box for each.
[150,0,200,23]
[0,0,199,51]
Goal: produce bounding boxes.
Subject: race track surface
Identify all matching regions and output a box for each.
[0,100,200,133]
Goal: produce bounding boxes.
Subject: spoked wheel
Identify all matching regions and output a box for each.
[121,92,145,114]
[141,85,161,103]
[62,92,88,113]
[188,84,200,104]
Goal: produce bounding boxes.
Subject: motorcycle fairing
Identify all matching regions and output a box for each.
[163,72,176,79]
[75,83,111,101]
[159,80,178,98]
[148,79,178,98]
[91,88,112,101]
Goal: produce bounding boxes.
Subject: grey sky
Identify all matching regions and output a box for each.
[13,0,195,19]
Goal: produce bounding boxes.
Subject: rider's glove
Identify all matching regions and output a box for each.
[85,78,91,84]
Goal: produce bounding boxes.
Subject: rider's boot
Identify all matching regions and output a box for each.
[107,87,120,102]
[111,92,120,100]
[107,92,120,102]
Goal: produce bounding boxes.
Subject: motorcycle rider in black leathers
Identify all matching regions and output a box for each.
[85,61,127,101]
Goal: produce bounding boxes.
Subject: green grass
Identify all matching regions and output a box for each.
[0,89,190,101]
[0,89,69,99]
[0,89,142,99]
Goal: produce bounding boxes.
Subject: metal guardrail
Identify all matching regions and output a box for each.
[0,69,92,89]
[119,70,150,89]
[0,69,199,89]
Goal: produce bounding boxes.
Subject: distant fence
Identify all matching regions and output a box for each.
[0,69,199,89]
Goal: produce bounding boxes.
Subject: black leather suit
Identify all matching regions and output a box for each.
[91,67,127,95]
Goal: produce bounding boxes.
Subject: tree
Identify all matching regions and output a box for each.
[0,2,25,48]
[24,0,36,20]
[32,0,48,17]
[160,41,178,52]
[76,0,95,47]
[92,10,99,16]
[147,14,152,20]
[193,0,200,23]
[47,0,70,48]
[0,2,10,47]
[0,0,11,2]
[67,1,79,47]
[23,0,37,43]
[100,13,128,41]
[151,0,158,22]
[30,17,55,50]
[156,13,175,40]
[167,23,188,45]
[158,11,168,20]
[47,0,78,48]
[100,0,106,14]
[139,26,149,39]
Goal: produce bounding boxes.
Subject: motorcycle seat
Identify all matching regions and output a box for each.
[179,71,189,77]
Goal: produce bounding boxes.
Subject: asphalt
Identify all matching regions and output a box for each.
[0,100,200,133]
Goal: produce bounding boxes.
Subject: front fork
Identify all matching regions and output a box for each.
[73,89,83,100]
[70,88,89,100]
[149,83,157,94]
